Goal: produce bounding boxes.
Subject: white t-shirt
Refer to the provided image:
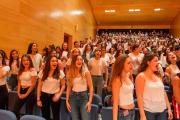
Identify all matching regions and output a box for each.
[108,53,115,64]
[29,53,42,72]
[11,59,21,75]
[129,53,144,75]
[66,58,72,66]
[0,66,10,85]
[38,70,65,94]
[101,54,110,73]
[88,58,107,75]
[19,71,37,86]
[72,77,87,92]
[86,53,90,61]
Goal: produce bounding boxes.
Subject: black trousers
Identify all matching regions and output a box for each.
[41,92,61,120]
[0,84,8,109]
[13,87,36,120]
[9,74,18,91]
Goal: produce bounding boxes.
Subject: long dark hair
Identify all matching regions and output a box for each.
[9,50,20,69]
[0,50,8,60]
[42,55,60,81]
[108,54,129,91]
[163,47,170,56]
[114,49,123,59]
[27,43,38,54]
[138,52,160,76]
[83,44,90,54]
[0,51,7,66]
[17,54,34,79]
[60,42,69,58]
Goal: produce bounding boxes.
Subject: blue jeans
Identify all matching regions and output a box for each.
[118,108,135,120]
[69,91,89,120]
[91,75,103,97]
[145,110,167,120]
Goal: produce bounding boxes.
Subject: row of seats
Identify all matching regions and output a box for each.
[8,91,99,120]
[0,110,45,120]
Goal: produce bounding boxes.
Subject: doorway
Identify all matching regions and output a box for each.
[64,33,73,50]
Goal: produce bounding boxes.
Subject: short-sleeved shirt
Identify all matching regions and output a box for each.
[38,70,65,94]
[88,58,107,75]
[0,66,10,85]
[19,71,37,86]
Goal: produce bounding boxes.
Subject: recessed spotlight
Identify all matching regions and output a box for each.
[110,10,115,12]
[135,9,140,11]
[105,10,110,12]
[129,9,134,11]
[161,8,166,10]
[154,8,160,11]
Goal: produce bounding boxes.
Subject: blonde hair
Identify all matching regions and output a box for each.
[69,48,82,59]
[66,55,87,87]
[108,54,129,91]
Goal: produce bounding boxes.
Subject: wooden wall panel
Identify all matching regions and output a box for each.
[0,0,97,56]
[170,11,180,37]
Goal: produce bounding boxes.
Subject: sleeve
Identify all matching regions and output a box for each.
[3,66,10,72]
[39,54,43,60]
[59,70,65,79]
[38,70,43,79]
[30,70,37,76]
[88,58,92,67]
[102,59,108,68]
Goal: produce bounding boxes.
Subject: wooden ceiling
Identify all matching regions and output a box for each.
[89,0,180,26]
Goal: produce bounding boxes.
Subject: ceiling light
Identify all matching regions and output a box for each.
[154,8,160,11]
[161,8,166,10]
[105,10,110,12]
[129,9,134,11]
[135,9,140,11]
[71,11,83,15]
[50,12,63,17]
[110,10,115,12]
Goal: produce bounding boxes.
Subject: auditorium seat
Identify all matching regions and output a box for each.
[0,110,17,120]
[20,115,45,120]
[101,107,113,120]
[90,104,98,120]
[91,94,102,112]
[60,97,72,120]
[8,91,26,114]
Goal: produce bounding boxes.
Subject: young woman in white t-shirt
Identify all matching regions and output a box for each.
[108,48,115,67]
[43,49,63,72]
[66,55,93,120]
[65,48,82,75]
[9,50,21,90]
[13,54,37,120]
[37,55,65,120]
[165,52,180,85]
[135,52,173,120]
[129,44,144,81]
[101,47,110,81]
[88,48,108,97]
[27,43,42,73]
[108,54,134,120]
[0,51,11,109]
[60,42,70,71]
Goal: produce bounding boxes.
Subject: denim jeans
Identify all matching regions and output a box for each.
[69,90,89,120]
[0,85,8,109]
[145,110,167,120]
[41,92,61,120]
[9,74,18,91]
[118,108,135,120]
[91,75,103,97]
[13,87,36,120]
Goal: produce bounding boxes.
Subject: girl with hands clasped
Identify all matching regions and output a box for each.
[108,54,135,120]
[66,55,93,120]
[13,54,37,120]
[37,55,65,120]
[135,52,173,120]
[0,52,11,109]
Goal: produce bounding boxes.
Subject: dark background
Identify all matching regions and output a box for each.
[97,29,170,35]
